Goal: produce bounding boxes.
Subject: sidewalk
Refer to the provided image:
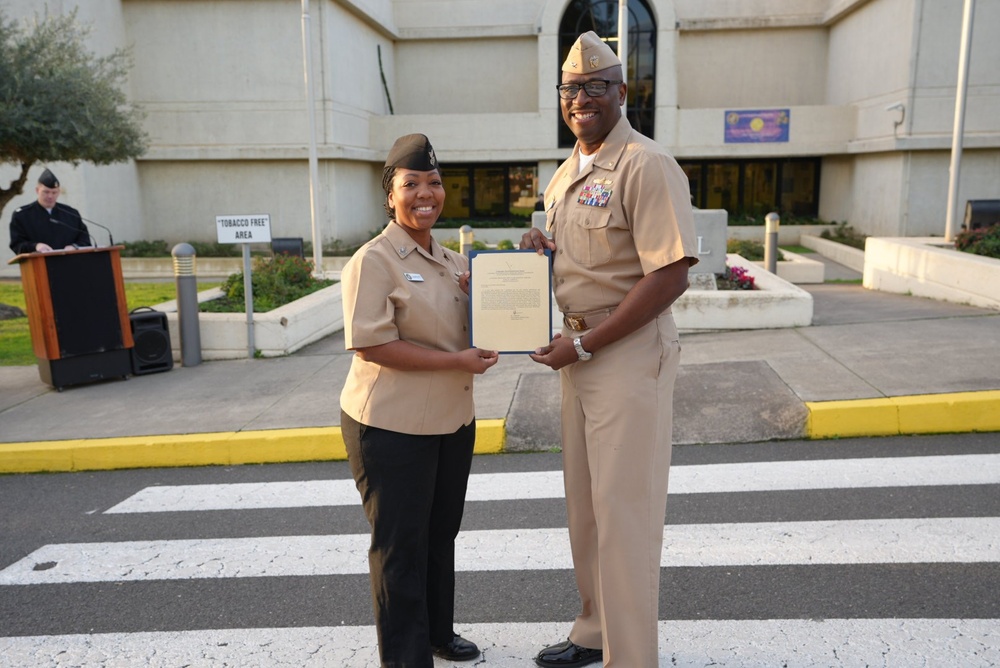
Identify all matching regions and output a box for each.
[2,258,999,473]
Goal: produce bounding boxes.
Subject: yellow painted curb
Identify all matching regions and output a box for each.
[806,390,1000,439]
[474,419,506,454]
[805,398,899,439]
[895,390,1000,434]
[0,420,507,474]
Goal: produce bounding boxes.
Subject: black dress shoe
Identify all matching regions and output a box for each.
[431,634,481,661]
[534,638,603,667]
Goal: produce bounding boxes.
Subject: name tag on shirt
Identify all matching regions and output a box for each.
[404,273,424,282]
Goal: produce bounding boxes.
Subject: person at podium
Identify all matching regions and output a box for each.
[8,169,90,254]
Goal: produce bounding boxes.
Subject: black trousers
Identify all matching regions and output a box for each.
[341,411,476,668]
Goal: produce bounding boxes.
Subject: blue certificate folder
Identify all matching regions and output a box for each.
[468,249,553,353]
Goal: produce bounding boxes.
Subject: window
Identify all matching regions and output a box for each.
[680,158,821,218]
[440,164,539,225]
[558,0,657,147]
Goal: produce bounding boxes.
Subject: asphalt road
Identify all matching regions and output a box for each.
[1,433,999,667]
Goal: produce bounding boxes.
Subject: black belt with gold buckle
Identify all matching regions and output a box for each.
[563,308,614,331]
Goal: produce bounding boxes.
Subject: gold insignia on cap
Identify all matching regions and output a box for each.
[562,30,622,74]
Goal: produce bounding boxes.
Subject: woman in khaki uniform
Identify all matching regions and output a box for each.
[340,134,498,668]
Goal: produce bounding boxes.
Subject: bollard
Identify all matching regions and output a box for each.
[460,225,473,257]
[172,243,202,367]
[764,212,780,275]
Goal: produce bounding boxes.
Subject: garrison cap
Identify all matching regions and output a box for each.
[384,134,438,171]
[38,169,59,188]
[562,31,622,74]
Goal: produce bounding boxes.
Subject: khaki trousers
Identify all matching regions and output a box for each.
[560,313,679,667]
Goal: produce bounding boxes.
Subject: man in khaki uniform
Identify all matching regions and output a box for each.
[521,32,698,667]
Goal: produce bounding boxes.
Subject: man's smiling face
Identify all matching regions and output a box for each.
[559,67,626,153]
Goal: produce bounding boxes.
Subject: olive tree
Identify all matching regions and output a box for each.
[0,8,148,218]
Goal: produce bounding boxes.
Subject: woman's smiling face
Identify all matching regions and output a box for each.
[388,168,445,237]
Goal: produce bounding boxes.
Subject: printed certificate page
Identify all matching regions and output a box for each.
[469,249,552,353]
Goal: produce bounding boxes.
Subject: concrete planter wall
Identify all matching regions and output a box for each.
[727,224,836,246]
[121,257,244,279]
[751,249,825,284]
[157,283,344,361]
[147,247,815,361]
[120,256,353,279]
[800,234,865,272]
[672,254,814,330]
[863,237,1000,310]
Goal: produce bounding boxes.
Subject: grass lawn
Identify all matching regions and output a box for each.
[0,281,219,367]
[779,244,815,254]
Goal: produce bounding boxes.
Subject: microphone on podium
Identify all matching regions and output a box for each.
[49,218,97,248]
[54,204,116,246]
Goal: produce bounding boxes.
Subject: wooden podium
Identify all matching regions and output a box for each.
[8,247,134,390]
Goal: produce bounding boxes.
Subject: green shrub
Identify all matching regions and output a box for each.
[727,239,765,260]
[204,254,333,312]
[434,218,531,229]
[121,239,261,257]
[308,238,370,256]
[820,222,867,250]
[188,241,243,257]
[121,237,370,258]
[955,224,1000,259]
[440,239,488,253]
[728,213,836,227]
[726,239,787,262]
[496,239,515,250]
[120,239,170,257]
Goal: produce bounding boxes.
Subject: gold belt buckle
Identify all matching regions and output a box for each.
[565,315,586,331]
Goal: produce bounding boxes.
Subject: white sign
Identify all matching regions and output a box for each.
[216,214,272,244]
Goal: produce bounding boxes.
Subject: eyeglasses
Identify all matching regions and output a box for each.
[556,80,623,100]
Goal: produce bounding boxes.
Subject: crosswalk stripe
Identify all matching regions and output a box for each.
[2,619,997,667]
[102,453,1000,513]
[2,517,998,585]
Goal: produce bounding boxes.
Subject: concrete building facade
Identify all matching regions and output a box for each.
[3,0,998,266]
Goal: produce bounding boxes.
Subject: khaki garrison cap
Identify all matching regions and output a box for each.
[562,30,622,74]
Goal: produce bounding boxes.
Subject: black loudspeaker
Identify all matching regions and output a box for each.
[129,308,173,375]
[271,237,305,259]
[964,200,1000,231]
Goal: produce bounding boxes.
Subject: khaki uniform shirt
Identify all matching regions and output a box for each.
[340,221,473,435]
[544,115,698,314]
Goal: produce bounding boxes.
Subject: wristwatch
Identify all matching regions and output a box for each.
[573,337,592,362]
